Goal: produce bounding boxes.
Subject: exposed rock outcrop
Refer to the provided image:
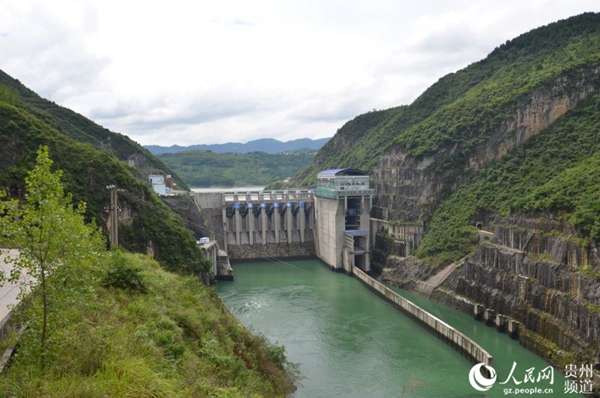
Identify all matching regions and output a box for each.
[380,255,438,289]
[372,68,600,223]
[161,195,207,240]
[440,214,600,366]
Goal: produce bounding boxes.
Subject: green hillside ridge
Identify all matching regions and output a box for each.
[290,12,600,266]
[416,93,600,265]
[0,101,202,274]
[146,137,330,155]
[159,150,315,188]
[0,251,294,397]
[0,70,188,190]
[296,12,600,187]
[395,19,600,158]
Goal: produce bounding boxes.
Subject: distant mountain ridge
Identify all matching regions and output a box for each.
[145,137,331,155]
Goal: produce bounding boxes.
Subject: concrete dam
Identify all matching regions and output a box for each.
[193,169,374,274]
[195,189,316,261]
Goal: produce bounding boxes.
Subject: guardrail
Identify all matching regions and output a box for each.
[353,266,493,366]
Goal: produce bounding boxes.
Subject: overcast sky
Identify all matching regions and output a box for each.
[1,1,598,146]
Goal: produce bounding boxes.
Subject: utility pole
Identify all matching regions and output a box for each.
[106,185,119,249]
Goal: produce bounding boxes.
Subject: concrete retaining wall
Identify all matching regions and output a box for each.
[227,242,314,260]
[353,266,493,366]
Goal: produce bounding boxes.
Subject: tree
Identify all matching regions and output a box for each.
[0,146,105,370]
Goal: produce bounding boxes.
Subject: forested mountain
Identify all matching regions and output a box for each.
[159,150,315,187]
[294,12,600,249]
[146,137,330,155]
[296,12,600,186]
[0,71,201,273]
[0,70,188,190]
[292,12,600,369]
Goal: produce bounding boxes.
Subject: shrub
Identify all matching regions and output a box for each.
[103,252,147,293]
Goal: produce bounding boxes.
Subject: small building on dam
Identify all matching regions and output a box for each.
[192,168,374,277]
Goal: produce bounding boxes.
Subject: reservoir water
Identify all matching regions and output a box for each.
[217,259,582,397]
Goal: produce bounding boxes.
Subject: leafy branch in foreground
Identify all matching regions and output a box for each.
[0,145,105,370]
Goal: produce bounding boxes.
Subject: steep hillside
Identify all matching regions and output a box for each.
[417,93,600,264]
[0,252,293,397]
[409,93,600,369]
[296,12,600,193]
[294,12,600,372]
[0,70,188,190]
[0,94,202,274]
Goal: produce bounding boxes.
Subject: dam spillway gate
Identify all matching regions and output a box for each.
[194,190,316,260]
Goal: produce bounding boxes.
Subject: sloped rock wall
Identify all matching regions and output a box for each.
[441,214,600,364]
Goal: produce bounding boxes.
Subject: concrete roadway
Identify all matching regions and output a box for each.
[0,249,27,323]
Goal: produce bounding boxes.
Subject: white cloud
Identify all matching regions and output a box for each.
[0,3,108,101]
[0,0,599,146]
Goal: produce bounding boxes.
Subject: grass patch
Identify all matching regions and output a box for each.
[579,264,600,280]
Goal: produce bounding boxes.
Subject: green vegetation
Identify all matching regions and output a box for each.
[0,71,188,190]
[102,251,148,293]
[0,146,106,369]
[521,153,600,241]
[416,93,600,265]
[0,251,295,397]
[159,150,315,187]
[579,264,600,279]
[0,153,294,396]
[0,83,19,106]
[0,100,203,274]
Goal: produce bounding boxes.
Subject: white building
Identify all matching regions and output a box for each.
[148,174,167,196]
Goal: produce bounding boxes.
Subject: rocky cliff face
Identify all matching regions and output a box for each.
[161,195,206,240]
[380,255,438,287]
[439,213,600,366]
[372,68,600,223]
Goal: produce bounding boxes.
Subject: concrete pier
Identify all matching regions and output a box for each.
[495,314,506,333]
[474,304,485,320]
[508,320,520,339]
[484,309,496,326]
[353,266,493,366]
[216,249,234,281]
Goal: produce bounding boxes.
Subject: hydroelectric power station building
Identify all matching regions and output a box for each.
[192,168,374,276]
[314,169,373,273]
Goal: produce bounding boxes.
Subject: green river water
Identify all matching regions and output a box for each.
[217,259,584,398]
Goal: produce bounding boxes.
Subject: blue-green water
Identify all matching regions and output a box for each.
[217,259,582,397]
